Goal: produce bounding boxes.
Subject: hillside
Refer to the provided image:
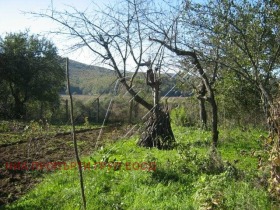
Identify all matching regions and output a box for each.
[67,60,117,95]
[66,59,186,97]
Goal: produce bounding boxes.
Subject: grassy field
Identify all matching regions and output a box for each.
[2,123,279,209]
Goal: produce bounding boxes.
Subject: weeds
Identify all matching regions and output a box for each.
[3,126,279,209]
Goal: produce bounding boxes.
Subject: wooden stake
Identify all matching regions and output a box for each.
[65,99,69,122]
[66,57,87,209]
[97,98,99,123]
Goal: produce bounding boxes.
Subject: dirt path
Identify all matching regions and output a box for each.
[0,125,131,206]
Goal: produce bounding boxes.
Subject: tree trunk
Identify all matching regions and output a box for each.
[121,80,153,110]
[129,99,133,123]
[193,53,219,147]
[137,108,175,149]
[14,96,25,119]
[65,99,69,122]
[137,70,175,149]
[209,96,219,147]
[153,80,160,118]
[9,83,25,119]
[96,98,100,124]
[199,99,207,129]
[198,83,207,129]
[259,83,276,133]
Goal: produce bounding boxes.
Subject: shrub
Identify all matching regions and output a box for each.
[170,106,188,126]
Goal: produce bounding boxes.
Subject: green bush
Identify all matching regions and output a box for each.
[193,173,271,210]
[170,105,188,126]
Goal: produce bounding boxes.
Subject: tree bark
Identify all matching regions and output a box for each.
[258,82,276,133]
[96,98,100,124]
[9,83,25,119]
[198,83,207,129]
[199,99,207,129]
[137,108,175,149]
[209,96,218,147]
[129,99,133,123]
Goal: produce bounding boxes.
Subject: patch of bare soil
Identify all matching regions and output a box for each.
[0,125,132,207]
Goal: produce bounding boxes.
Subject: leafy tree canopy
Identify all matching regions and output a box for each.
[0,31,65,118]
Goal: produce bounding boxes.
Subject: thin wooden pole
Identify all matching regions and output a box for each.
[66,57,87,209]
[97,98,99,123]
[65,99,69,122]
[129,99,133,123]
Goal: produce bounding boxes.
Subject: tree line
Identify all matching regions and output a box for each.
[0,32,65,119]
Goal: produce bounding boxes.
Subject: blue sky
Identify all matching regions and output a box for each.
[0,0,97,64]
[0,0,189,67]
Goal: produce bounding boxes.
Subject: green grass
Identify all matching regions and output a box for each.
[4,125,278,209]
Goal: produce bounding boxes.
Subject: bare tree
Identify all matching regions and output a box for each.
[32,0,175,149]
[143,1,220,146]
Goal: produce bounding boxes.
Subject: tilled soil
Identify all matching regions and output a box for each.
[0,125,132,207]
